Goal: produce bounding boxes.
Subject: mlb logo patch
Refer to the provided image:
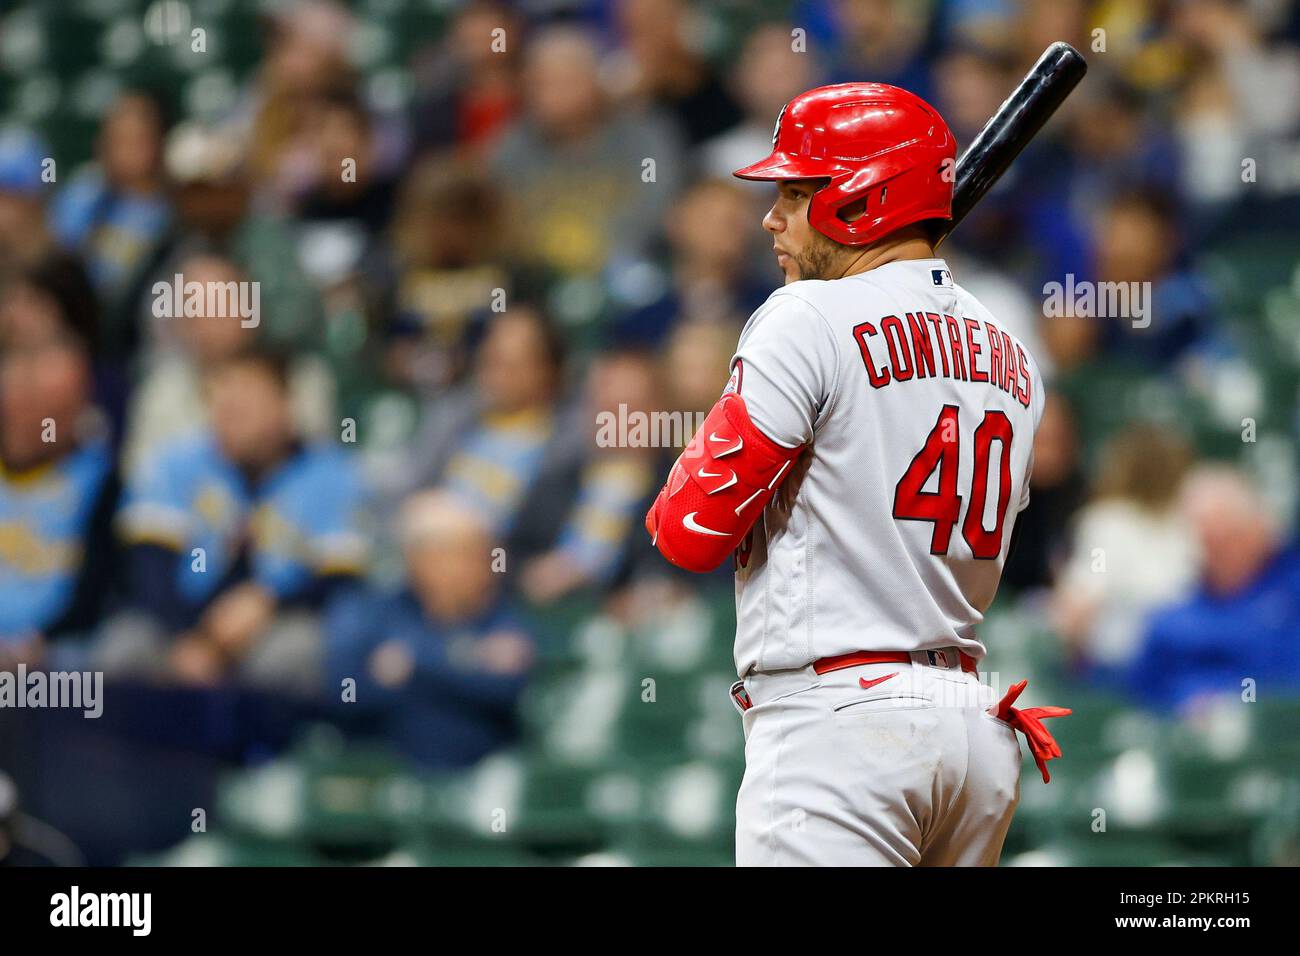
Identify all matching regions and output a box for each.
[930,268,953,287]
[927,649,950,667]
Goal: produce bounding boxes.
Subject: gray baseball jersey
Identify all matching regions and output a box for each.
[727,258,1046,677]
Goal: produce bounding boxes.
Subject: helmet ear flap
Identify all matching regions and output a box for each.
[809,171,875,242]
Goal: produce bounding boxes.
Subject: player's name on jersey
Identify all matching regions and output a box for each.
[851,312,1032,408]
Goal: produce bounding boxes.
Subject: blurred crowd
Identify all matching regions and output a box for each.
[3,0,1300,777]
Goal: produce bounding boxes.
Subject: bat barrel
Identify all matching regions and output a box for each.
[943,42,1088,238]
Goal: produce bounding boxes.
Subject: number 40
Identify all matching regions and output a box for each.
[892,405,1013,559]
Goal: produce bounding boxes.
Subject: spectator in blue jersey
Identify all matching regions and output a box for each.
[0,255,118,668]
[403,305,586,570]
[109,347,367,693]
[1128,466,1300,714]
[49,90,174,362]
[1091,193,1220,370]
[325,489,533,769]
[1042,192,1218,376]
[520,348,662,605]
[121,250,335,477]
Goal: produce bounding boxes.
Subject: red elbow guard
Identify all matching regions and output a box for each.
[645,392,804,573]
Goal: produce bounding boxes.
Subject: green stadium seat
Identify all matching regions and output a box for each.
[519,664,627,765]
[618,757,744,858]
[413,751,626,858]
[127,833,329,867]
[216,727,413,852]
[613,665,742,762]
[1005,835,1233,867]
[367,840,549,867]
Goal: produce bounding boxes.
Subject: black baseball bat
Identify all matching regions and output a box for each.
[938,41,1088,244]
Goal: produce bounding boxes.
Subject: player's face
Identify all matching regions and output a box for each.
[763,180,838,283]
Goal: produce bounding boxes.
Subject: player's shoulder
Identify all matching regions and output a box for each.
[769,276,898,314]
[757,280,833,315]
[739,281,834,341]
[742,278,876,335]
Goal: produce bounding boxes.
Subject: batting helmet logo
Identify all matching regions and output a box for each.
[770,103,788,146]
[734,83,957,248]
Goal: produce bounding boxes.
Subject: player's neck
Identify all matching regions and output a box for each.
[833,229,938,280]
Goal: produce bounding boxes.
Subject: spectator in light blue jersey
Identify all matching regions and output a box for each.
[520,348,662,605]
[109,347,367,693]
[50,90,174,361]
[0,254,118,668]
[405,306,585,573]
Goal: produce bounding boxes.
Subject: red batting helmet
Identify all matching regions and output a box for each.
[733,83,957,247]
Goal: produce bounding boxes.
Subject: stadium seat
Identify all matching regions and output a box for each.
[127,833,329,867]
[215,727,414,854]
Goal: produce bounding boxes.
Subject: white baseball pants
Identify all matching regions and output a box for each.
[734,652,1022,866]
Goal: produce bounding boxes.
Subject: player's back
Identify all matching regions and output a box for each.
[730,258,1044,676]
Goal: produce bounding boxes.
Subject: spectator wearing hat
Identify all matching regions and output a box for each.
[0,128,57,285]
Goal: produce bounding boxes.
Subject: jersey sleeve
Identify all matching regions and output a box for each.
[299,454,369,576]
[729,291,841,448]
[117,443,193,550]
[254,452,369,599]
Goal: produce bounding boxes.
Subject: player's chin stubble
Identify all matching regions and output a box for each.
[790,232,840,282]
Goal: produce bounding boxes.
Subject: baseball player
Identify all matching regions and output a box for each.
[645,83,1069,866]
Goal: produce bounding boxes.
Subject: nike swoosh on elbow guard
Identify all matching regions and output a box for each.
[682,512,729,536]
[699,471,738,493]
[708,433,743,455]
